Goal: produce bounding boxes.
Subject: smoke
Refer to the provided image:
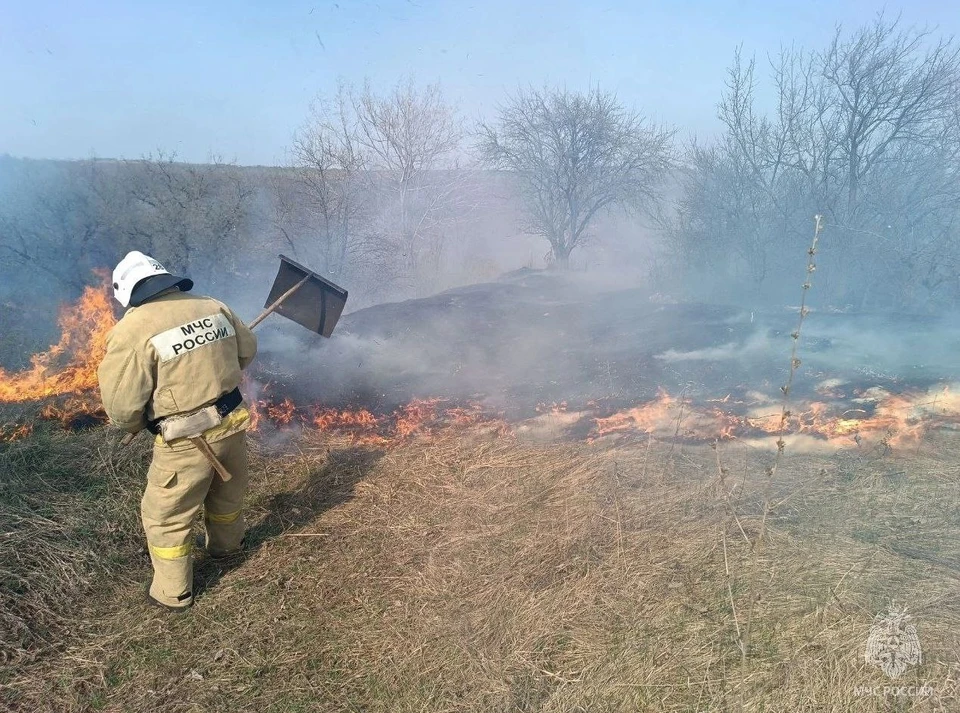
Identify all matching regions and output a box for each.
[3,155,960,433]
[225,263,960,435]
[236,270,856,415]
[793,313,960,392]
[656,332,774,363]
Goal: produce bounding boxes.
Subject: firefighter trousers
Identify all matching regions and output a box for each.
[141,430,249,608]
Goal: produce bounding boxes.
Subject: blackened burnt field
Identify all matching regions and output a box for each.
[254,269,958,418]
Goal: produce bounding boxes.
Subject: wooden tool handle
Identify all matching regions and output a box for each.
[248,274,310,330]
[188,436,234,481]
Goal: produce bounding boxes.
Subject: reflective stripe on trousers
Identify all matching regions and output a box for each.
[141,429,250,607]
[149,542,193,559]
[206,509,242,525]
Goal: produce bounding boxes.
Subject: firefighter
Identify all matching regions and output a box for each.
[97,251,257,612]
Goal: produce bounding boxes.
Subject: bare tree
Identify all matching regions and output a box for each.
[281,84,366,278]
[281,79,472,297]
[821,17,960,215]
[478,86,675,268]
[353,80,470,288]
[116,151,253,284]
[668,16,960,309]
[0,159,109,293]
[0,154,254,296]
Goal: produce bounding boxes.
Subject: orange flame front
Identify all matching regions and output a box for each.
[2,284,959,451]
[0,283,116,404]
[592,387,953,448]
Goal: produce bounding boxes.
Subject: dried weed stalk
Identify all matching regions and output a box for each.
[736,214,822,702]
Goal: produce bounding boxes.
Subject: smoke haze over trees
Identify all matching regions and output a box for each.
[274,79,477,299]
[3,15,960,365]
[662,16,960,310]
[478,86,675,268]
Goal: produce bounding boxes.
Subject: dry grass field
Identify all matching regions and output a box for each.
[3,417,960,712]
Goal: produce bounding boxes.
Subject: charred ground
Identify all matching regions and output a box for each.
[254,269,959,418]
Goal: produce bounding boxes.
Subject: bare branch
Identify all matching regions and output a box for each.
[479,86,675,267]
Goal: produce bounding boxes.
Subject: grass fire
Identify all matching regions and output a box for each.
[7,261,960,713]
[1,279,954,451]
[6,5,960,711]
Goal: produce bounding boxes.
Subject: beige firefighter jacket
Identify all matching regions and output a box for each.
[97,291,257,437]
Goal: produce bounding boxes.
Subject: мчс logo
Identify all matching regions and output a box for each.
[149,313,236,363]
[865,607,921,679]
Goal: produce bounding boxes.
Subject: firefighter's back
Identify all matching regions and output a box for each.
[109,290,245,421]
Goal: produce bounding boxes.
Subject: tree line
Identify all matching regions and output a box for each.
[2,15,959,315]
[664,17,960,309]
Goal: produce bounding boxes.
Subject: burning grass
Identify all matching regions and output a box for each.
[0,282,116,404]
[4,422,960,711]
[589,385,959,451]
[249,394,503,447]
[2,283,956,453]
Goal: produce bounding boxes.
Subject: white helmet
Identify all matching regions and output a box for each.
[112,251,193,308]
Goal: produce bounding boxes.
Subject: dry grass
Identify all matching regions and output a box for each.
[0,423,148,665]
[3,421,960,711]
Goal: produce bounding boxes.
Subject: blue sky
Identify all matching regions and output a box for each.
[2,0,958,165]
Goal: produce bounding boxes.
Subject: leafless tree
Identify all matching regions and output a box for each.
[117,151,253,283]
[0,159,107,293]
[281,79,473,297]
[0,153,254,297]
[822,18,960,215]
[668,16,960,309]
[281,84,366,278]
[478,86,675,268]
[353,80,471,290]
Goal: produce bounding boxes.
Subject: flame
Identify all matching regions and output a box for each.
[592,391,736,439]
[244,380,492,447]
[241,386,960,449]
[247,396,500,447]
[445,403,487,427]
[246,385,263,431]
[312,407,379,431]
[266,397,297,425]
[0,423,34,443]
[4,283,960,452]
[394,398,441,438]
[738,394,928,446]
[592,386,954,447]
[0,282,115,404]
[38,396,109,429]
[594,391,676,436]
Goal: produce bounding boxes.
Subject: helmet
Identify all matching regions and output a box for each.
[112,251,193,308]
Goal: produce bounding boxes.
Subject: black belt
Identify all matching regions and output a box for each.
[146,387,243,435]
